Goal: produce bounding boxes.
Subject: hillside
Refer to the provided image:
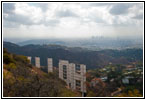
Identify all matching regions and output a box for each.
[3,48,80,97]
[4,41,143,69]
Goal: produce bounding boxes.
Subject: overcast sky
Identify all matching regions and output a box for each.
[3,2,143,39]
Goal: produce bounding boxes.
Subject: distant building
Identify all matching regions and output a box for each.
[126,65,135,71]
[122,78,129,84]
[47,58,53,73]
[59,60,86,95]
[35,57,40,68]
[100,76,108,81]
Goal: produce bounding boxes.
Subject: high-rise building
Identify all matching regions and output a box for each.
[47,58,53,73]
[35,57,40,68]
[59,60,86,95]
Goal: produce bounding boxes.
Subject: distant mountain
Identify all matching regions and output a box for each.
[18,39,66,46]
[3,41,143,69]
[16,37,143,50]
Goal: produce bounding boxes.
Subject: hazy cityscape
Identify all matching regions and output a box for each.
[3,2,144,98]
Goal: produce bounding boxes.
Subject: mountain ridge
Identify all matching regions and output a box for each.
[3,41,143,69]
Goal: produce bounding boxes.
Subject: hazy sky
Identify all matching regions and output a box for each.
[3,2,143,39]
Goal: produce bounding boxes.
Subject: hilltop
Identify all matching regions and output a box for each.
[3,48,80,97]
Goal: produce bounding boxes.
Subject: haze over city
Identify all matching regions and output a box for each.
[3,2,143,42]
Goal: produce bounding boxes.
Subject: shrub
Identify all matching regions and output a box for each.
[4,63,17,70]
[3,53,15,64]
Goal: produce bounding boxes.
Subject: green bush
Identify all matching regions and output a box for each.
[13,55,29,64]
[3,53,15,64]
[4,63,17,70]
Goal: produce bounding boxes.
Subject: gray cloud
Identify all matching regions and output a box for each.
[3,3,30,27]
[132,13,143,20]
[3,3,30,28]
[44,19,60,26]
[4,12,60,27]
[56,10,78,18]
[109,3,132,15]
[90,16,105,24]
[3,3,15,13]
[3,3,60,27]
[3,20,20,28]
[4,14,34,25]
[30,3,49,12]
[3,2,143,39]
[3,11,39,28]
[90,3,114,7]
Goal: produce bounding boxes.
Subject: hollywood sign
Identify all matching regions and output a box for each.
[27,56,86,95]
